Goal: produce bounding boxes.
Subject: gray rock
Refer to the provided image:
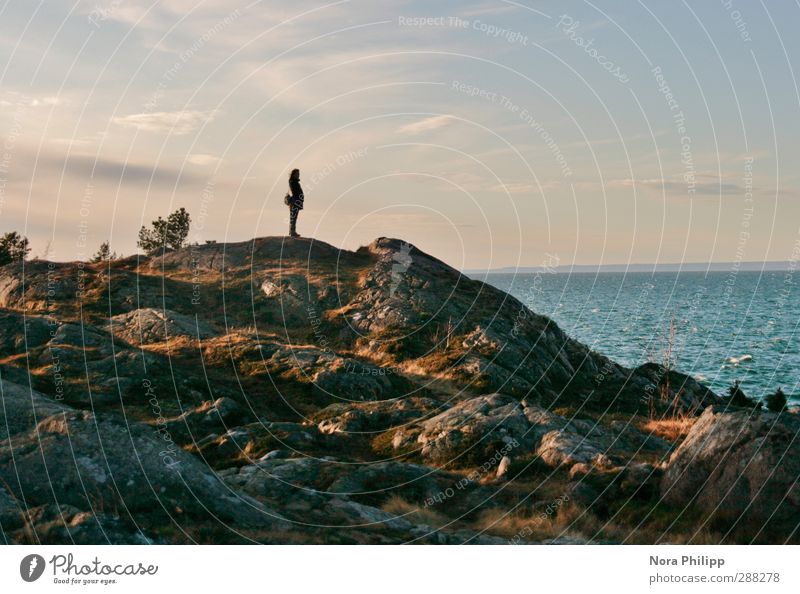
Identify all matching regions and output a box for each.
[161,397,247,444]
[6,504,153,545]
[662,406,800,540]
[496,455,512,479]
[0,379,69,440]
[316,397,441,435]
[413,394,532,465]
[0,402,288,534]
[109,307,215,345]
[263,345,408,402]
[193,421,323,465]
[0,310,52,356]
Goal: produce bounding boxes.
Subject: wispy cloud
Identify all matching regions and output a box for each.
[0,92,65,108]
[9,148,207,188]
[111,110,215,135]
[606,176,747,197]
[187,153,222,166]
[396,115,455,135]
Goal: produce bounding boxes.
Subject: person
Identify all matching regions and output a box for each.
[286,168,304,238]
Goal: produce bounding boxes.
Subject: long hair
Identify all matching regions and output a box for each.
[289,168,300,182]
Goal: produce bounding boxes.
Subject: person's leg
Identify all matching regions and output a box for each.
[289,207,299,237]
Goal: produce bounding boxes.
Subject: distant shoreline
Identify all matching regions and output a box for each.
[465,261,796,275]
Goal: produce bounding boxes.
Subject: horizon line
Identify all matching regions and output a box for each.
[464,260,797,274]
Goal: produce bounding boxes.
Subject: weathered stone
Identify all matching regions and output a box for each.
[109,307,216,345]
[0,379,69,440]
[413,394,532,465]
[316,397,441,435]
[662,406,800,540]
[0,400,288,532]
[161,397,247,444]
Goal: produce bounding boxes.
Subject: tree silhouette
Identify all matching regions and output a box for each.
[764,387,787,413]
[137,208,191,253]
[0,231,30,266]
[91,241,117,263]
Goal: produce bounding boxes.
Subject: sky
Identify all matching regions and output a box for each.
[0,0,799,270]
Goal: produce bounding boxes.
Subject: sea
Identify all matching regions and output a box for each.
[480,270,799,405]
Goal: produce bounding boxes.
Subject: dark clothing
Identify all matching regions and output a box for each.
[289,205,300,235]
[289,179,304,209]
[288,178,303,236]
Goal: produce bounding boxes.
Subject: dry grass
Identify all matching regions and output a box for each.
[381,495,449,528]
[472,505,589,542]
[471,501,727,544]
[641,417,697,443]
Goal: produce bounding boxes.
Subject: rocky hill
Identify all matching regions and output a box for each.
[0,236,796,544]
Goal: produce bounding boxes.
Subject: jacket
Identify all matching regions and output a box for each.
[289,179,304,210]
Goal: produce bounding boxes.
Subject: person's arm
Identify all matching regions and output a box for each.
[290,179,303,199]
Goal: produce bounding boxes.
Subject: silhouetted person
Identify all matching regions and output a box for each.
[287,168,304,238]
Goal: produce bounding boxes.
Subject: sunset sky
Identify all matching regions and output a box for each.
[1,0,798,270]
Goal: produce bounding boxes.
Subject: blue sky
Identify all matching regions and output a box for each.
[1,0,798,269]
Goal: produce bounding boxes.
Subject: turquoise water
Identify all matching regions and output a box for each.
[481,271,800,404]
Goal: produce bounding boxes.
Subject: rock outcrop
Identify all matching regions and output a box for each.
[662,406,800,541]
[1,236,768,544]
[109,308,216,345]
[0,380,287,542]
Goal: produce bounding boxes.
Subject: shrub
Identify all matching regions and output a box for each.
[726,380,761,409]
[764,388,787,413]
[137,208,191,254]
[0,231,30,265]
[91,241,117,263]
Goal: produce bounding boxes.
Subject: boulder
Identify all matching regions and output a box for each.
[191,420,324,466]
[224,456,463,509]
[389,394,671,468]
[160,397,248,444]
[0,379,69,440]
[661,406,800,541]
[0,310,52,356]
[527,406,671,468]
[413,394,532,465]
[263,345,408,402]
[109,307,216,345]
[0,388,288,534]
[5,504,152,545]
[315,397,441,435]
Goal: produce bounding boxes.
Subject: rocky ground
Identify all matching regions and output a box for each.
[0,236,797,544]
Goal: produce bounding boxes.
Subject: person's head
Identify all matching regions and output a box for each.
[290,168,300,182]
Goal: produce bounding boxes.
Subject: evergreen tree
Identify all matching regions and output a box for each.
[91,241,117,263]
[0,231,30,266]
[764,387,788,413]
[727,380,761,409]
[137,208,191,253]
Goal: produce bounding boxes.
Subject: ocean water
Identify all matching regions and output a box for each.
[481,270,800,404]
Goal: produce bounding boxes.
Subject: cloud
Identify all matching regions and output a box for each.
[461,3,523,17]
[187,154,222,166]
[489,182,543,194]
[6,148,206,188]
[0,92,65,108]
[605,177,745,196]
[65,154,205,187]
[112,110,215,135]
[29,96,64,107]
[396,115,455,135]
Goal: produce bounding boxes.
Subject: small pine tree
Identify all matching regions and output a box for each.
[166,208,191,249]
[137,208,191,254]
[91,241,117,263]
[0,231,30,266]
[764,387,787,413]
[727,380,761,409]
